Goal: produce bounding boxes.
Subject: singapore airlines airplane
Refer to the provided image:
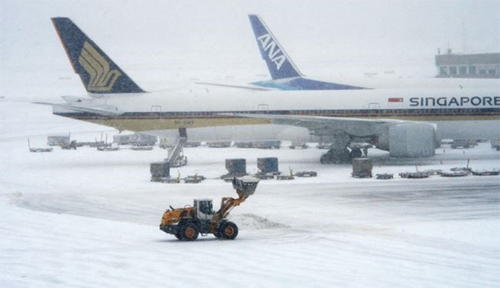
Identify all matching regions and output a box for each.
[38,17,500,164]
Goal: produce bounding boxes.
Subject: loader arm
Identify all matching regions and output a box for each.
[210,190,248,232]
[218,191,248,219]
[160,177,259,240]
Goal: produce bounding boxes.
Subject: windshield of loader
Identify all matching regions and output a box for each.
[199,200,214,215]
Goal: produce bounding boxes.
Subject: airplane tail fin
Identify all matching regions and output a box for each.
[249,14,302,80]
[51,17,145,94]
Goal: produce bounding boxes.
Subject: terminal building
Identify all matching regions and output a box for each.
[435,51,500,78]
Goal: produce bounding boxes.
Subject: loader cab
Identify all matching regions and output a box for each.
[194,199,214,222]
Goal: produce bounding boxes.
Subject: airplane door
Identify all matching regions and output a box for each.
[151,105,162,118]
[368,103,380,117]
[257,104,269,112]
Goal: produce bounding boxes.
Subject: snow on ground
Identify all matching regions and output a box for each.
[1,100,500,287]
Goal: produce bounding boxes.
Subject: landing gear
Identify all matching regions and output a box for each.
[320,147,365,164]
[350,148,362,159]
[320,132,353,164]
[320,148,351,164]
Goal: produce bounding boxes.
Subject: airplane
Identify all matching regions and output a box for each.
[37,17,500,164]
[200,14,367,91]
[202,14,499,92]
[247,14,367,91]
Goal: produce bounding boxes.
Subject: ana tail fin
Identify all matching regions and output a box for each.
[248,14,302,80]
[51,17,145,94]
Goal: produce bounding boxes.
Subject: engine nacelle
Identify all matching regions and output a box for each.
[388,123,436,158]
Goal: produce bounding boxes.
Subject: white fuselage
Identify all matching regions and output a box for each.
[56,84,500,141]
[89,87,498,112]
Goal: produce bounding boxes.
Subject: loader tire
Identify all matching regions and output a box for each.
[174,231,182,240]
[214,221,224,239]
[180,223,199,241]
[219,221,238,240]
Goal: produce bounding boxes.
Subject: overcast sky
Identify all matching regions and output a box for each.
[1,0,499,79]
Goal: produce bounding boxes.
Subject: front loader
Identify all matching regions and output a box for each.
[159,177,260,241]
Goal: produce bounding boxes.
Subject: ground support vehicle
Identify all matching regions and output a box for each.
[295,171,317,177]
[451,139,477,149]
[160,177,260,241]
[491,139,500,151]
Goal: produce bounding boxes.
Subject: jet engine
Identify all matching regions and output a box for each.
[376,123,437,158]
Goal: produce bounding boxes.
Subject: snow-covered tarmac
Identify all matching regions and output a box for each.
[1,100,499,287]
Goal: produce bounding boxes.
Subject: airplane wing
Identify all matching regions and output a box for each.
[229,113,408,136]
[195,82,272,91]
[197,79,368,91]
[227,112,437,162]
[34,102,124,117]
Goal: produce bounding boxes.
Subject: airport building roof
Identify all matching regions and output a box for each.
[435,52,500,78]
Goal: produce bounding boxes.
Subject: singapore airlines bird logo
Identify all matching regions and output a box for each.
[78,41,121,92]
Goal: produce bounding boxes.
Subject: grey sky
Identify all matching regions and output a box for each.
[1,0,499,78]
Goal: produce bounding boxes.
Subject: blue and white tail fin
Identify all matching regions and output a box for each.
[249,14,302,80]
[249,14,368,91]
[52,17,145,94]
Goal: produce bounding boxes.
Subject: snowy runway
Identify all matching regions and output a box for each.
[1,101,500,287]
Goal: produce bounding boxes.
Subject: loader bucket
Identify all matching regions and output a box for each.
[232,176,260,197]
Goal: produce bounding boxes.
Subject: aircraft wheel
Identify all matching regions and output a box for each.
[321,149,350,164]
[320,154,330,164]
[332,149,350,164]
[350,148,362,159]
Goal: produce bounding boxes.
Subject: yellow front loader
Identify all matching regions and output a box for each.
[159,177,260,241]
